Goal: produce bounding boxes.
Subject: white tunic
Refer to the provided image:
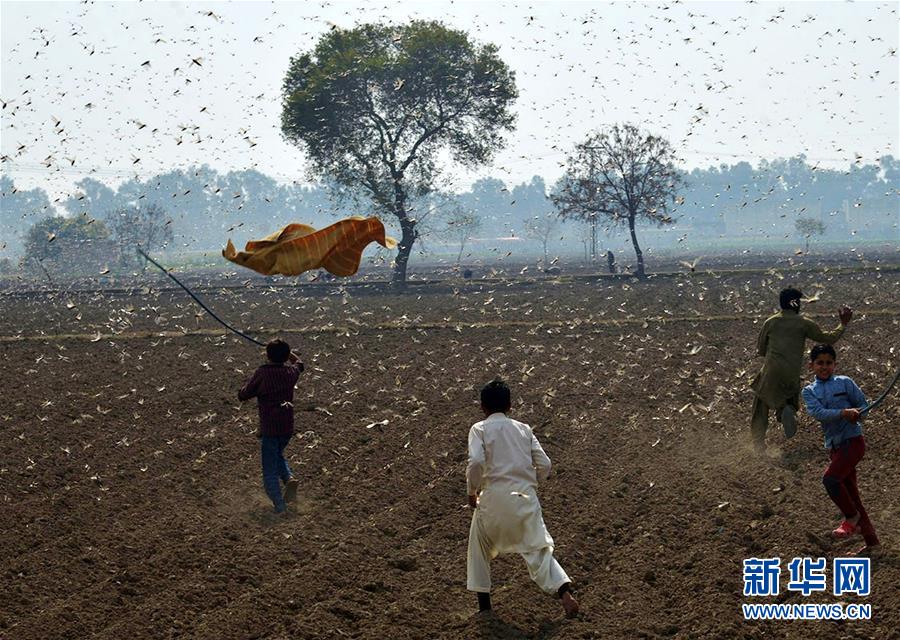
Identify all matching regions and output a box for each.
[467,413,554,554]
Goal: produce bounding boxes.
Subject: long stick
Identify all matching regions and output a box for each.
[136,247,264,347]
[861,367,900,415]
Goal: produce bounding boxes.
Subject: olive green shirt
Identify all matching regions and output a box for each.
[750,310,846,408]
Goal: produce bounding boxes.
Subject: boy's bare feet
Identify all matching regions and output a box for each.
[561,591,579,618]
[284,478,299,503]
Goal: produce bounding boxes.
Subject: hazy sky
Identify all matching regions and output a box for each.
[2,0,898,202]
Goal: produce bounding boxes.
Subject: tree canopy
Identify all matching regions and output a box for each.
[281,20,517,284]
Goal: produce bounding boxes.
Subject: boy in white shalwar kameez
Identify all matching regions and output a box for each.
[466,379,579,617]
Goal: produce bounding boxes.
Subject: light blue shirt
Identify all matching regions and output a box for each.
[801,375,866,449]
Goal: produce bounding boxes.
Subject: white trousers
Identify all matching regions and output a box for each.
[466,486,570,595]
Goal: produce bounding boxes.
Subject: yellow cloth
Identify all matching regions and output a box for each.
[222,217,397,277]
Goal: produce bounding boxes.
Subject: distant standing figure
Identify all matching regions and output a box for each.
[466,379,579,618]
[238,338,304,513]
[606,250,616,274]
[750,288,852,452]
[802,344,880,557]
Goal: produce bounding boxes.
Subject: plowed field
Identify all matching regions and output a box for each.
[2,267,898,639]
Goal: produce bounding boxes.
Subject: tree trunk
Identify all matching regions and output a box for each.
[591,216,598,262]
[390,178,414,287]
[628,215,644,277]
[392,217,416,287]
[457,240,465,266]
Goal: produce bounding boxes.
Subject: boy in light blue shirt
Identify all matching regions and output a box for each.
[801,344,880,556]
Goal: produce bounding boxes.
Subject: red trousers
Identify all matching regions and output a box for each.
[824,436,879,546]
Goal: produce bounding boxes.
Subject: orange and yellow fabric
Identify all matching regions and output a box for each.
[222,216,397,277]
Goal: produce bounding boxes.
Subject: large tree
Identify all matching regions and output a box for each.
[552,124,684,277]
[281,20,517,285]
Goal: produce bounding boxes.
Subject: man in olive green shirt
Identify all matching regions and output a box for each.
[750,287,852,451]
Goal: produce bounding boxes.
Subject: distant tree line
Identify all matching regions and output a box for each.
[678,154,900,238]
[2,152,897,278]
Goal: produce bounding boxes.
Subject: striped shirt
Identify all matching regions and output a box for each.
[238,362,303,437]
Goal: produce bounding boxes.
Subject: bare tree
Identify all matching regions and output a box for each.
[443,206,483,265]
[524,213,559,265]
[552,124,684,277]
[795,216,826,252]
[106,202,173,269]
